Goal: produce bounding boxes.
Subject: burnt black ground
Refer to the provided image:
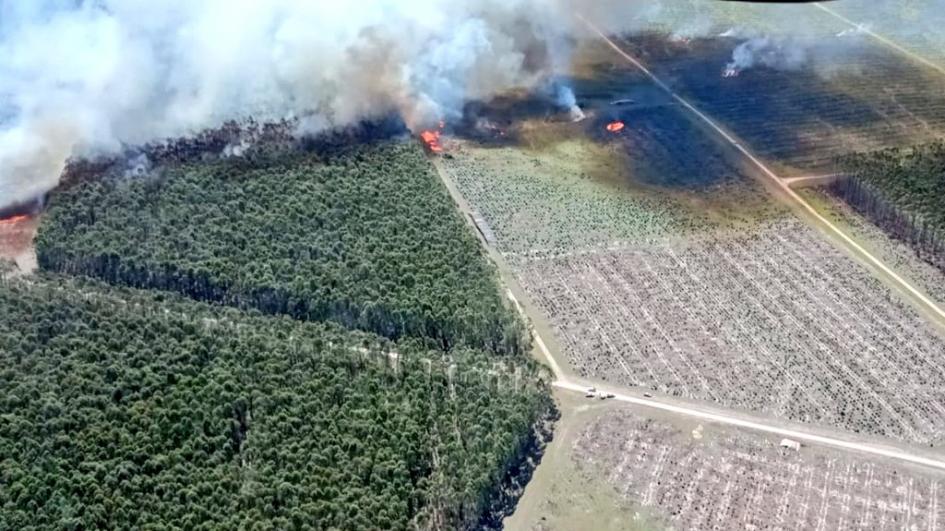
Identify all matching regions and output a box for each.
[616,35,945,174]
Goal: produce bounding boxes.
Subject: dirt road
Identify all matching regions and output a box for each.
[580,15,945,332]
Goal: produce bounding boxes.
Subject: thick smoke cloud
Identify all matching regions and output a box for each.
[0,0,603,206]
[0,0,936,207]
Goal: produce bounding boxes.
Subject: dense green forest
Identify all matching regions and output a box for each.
[37,141,525,356]
[838,142,945,232]
[836,142,945,271]
[0,275,552,530]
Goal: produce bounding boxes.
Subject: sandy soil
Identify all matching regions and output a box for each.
[503,391,662,531]
[509,391,945,531]
[0,215,39,278]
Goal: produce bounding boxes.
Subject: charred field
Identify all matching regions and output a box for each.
[440,47,790,259]
[611,34,945,176]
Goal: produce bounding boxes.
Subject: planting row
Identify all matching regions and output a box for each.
[575,411,944,531]
[515,219,945,444]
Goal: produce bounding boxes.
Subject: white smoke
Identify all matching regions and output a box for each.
[549,83,584,121]
[723,30,871,77]
[0,0,614,206]
[0,1,909,207]
[726,37,810,74]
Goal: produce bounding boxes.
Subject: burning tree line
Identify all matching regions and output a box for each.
[833,142,945,274]
[55,115,410,194]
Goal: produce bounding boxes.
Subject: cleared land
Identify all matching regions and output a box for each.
[575,408,945,531]
[446,150,945,445]
[440,120,781,257]
[502,392,658,531]
[439,28,945,447]
[617,33,945,175]
[441,60,945,446]
[0,216,38,277]
[501,5,945,528]
[515,217,945,445]
[440,139,697,255]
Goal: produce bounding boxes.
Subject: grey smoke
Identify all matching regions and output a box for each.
[549,82,585,121]
[726,37,811,74]
[724,31,870,76]
[0,0,602,206]
[0,0,927,207]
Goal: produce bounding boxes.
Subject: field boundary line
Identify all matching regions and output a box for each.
[813,3,945,79]
[554,380,945,472]
[782,173,843,189]
[427,157,568,380]
[505,287,564,377]
[578,14,945,327]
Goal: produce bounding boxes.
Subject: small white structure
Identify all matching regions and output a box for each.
[780,438,802,452]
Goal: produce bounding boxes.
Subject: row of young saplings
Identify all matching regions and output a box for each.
[518,219,945,444]
[574,414,940,530]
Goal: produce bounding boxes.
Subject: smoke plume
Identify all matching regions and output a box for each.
[0,0,933,207]
[0,0,596,206]
[724,31,869,77]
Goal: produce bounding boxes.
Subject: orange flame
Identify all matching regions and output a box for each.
[606,121,625,133]
[0,214,30,226]
[420,129,444,153]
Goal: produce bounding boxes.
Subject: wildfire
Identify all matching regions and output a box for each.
[0,214,30,226]
[420,130,443,152]
[420,121,447,153]
[605,121,625,133]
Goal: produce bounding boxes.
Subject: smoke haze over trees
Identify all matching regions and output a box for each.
[1,0,940,207]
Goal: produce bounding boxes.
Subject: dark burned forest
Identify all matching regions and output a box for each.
[2,139,553,530]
